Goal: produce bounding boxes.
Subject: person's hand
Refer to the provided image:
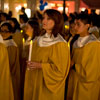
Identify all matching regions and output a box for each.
[26,61,42,70]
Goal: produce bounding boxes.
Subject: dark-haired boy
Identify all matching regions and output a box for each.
[67,13,100,100]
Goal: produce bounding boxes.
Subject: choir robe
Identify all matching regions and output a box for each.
[4,39,20,100]
[67,34,100,100]
[89,27,100,38]
[91,31,99,39]
[0,43,14,100]
[24,39,70,100]
[13,32,24,68]
[13,32,23,50]
[21,38,30,99]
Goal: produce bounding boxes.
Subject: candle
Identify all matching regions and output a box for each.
[68,42,70,50]
[28,40,33,61]
[65,25,69,29]
[22,38,25,50]
[21,30,23,33]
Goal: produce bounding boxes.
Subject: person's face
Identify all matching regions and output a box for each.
[42,13,55,33]
[25,23,33,37]
[74,19,89,35]
[70,22,77,36]
[0,25,11,39]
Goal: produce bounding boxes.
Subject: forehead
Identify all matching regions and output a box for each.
[43,13,49,17]
[76,19,84,24]
[1,25,8,30]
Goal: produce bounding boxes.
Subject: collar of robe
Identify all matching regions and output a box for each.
[37,33,66,47]
[73,34,98,48]
[88,26,99,33]
[0,34,4,43]
[4,39,17,47]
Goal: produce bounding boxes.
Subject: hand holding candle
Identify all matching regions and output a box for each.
[27,40,42,70]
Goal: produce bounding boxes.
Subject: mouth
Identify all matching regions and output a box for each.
[43,24,46,27]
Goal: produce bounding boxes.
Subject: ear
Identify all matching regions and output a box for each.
[86,24,90,29]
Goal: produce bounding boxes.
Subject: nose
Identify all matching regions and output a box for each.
[74,24,78,30]
[42,19,46,24]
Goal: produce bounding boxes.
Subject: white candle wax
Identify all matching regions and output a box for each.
[28,40,33,61]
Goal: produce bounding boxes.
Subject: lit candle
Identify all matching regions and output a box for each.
[22,38,25,50]
[28,40,33,61]
[68,42,70,50]
[21,30,23,33]
[65,25,69,29]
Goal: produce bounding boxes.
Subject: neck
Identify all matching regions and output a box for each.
[80,31,89,37]
[46,30,52,34]
[28,33,33,37]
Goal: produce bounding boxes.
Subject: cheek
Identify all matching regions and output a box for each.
[77,26,83,32]
[49,22,55,29]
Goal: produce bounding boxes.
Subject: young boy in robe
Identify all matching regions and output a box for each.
[67,13,100,100]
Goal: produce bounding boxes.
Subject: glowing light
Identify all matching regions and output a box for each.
[57,4,62,7]
[58,7,68,13]
[15,5,21,12]
[65,25,69,29]
[50,3,55,7]
[68,42,70,49]
[25,8,31,18]
[4,3,9,10]
[96,9,100,15]
[81,8,86,12]
[58,7,63,11]
[28,40,33,61]
[67,3,70,6]
[21,30,23,33]
[24,3,27,8]
[23,38,25,44]
[23,38,25,50]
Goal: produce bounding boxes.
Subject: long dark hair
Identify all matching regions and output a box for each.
[9,17,21,33]
[27,19,40,39]
[42,9,64,37]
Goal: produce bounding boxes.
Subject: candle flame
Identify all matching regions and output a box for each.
[23,38,25,43]
[68,42,70,48]
[21,30,23,33]
[30,40,33,44]
[65,25,69,29]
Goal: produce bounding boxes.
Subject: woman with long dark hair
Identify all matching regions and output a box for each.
[24,9,70,100]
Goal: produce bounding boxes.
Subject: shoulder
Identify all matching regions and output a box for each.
[85,41,100,49]
[51,42,69,51]
[0,43,6,48]
[0,43,8,54]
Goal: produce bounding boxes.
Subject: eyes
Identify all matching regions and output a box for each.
[77,22,80,27]
[43,16,51,20]
[42,13,52,21]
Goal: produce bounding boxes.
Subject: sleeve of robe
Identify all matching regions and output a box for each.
[7,46,20,99]
[13,32,23,66]
[0,43,14,100]
[71,41,100,100]
[42,42,70,93]
[79,42,100,82]
[92,31,100,39]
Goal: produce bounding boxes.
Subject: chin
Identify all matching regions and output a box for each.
[43,27,47,30]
